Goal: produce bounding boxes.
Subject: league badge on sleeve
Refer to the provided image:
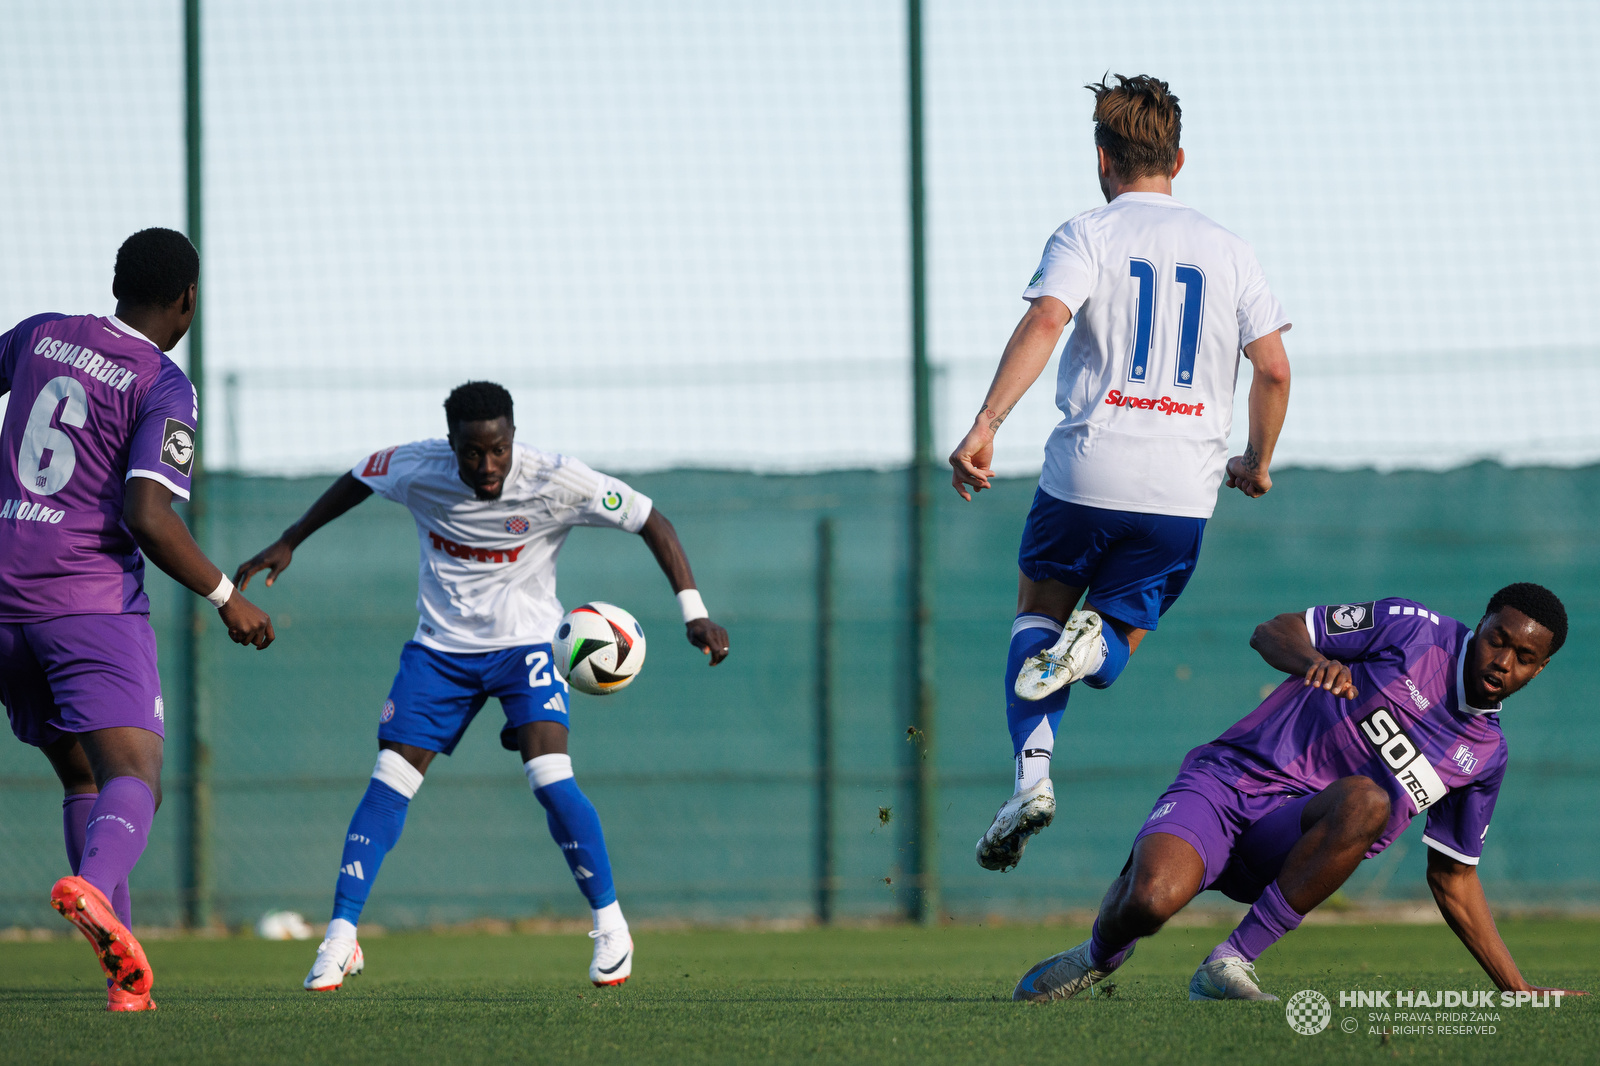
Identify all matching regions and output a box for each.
[1325,602,1375,634]
[161,419,196,476]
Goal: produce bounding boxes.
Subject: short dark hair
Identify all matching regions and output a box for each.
[1086,74,1182,181]
[444,381,514,433]
[1486,582,1567,655]
[113,228,199,307]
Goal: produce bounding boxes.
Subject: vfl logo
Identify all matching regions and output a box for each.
[1326,602,1375,634]
[1358,706,1448,813]
[1452,744,1479,774]
[154,696,164,723]
[1147,801,1177,822]
[160,419,196,475]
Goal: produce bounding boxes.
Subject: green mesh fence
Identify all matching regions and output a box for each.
[3,464,1597,927]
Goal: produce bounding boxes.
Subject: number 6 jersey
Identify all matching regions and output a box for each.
[1023,192,1291,519]
[0,313,198,620]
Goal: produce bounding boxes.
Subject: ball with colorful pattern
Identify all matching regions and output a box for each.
[554,601,647,695]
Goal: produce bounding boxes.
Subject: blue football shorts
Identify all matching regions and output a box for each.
[378,640,570,755]
[1016,488,1206,632]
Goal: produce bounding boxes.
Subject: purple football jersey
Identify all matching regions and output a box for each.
[1178,597,1507,865]
[0,313,197,621]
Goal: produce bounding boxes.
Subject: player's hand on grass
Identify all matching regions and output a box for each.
[1225,454,1272,498]
[219,592,275,649]
[234,539,295,590]
[949,426,996,501]
[688,617,730,666]
[1303,657,1356,699]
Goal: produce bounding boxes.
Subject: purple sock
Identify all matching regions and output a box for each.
[1088,917,1137,971]
[77,777,155,915]
[62,793,96,871]
[1212,882,1304,963]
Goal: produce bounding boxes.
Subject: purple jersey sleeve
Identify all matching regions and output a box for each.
[0,313,69,394]
[126,360,198,500]
[1422,757,1505,865]
[1305,597,1441,662]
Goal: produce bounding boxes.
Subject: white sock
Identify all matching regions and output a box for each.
[1015,718,1053,794]
[326,917,358,942]
[592,900,626,932]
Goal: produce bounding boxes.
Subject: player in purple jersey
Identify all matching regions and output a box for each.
[1014,583,1588,1003]
[0,229,274,1012]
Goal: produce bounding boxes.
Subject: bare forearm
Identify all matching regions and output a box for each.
[1242,333,1290,475]
[974,299,1068,434]
[282,473,372,548]
[1250,613,1323,675]
[1430,868,1527,990]
[134,507,224,596]
[640,509,696,593]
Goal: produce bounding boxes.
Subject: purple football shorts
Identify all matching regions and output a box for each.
[1132,768,1315,904]
[0,614,165,747]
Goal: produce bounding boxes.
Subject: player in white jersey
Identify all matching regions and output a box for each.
[948,76,1294,872]
[234,382,729,989]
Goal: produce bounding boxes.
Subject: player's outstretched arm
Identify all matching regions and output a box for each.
[638,508,729,665]
[1427,849,1586,995]
[1225,330,1290,498]
[1249,611,1358,698]
[124,477,274,649]
[948,296,1070,501]
[234,472,373,590]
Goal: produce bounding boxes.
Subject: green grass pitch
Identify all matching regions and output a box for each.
[2,921,1596,1065]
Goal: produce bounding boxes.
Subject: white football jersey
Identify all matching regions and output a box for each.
[1023,192,1290,519]
[352,439,652,653]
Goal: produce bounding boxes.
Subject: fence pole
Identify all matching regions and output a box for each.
[905,0,939,925]
[182,0,213,930]
[815,517,836,924]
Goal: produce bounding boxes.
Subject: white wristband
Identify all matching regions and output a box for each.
[206,574,234,609]
[677,588,708,624]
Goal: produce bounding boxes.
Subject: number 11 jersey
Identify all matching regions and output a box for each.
[1023,192,1290,519]
[0,313,197,621]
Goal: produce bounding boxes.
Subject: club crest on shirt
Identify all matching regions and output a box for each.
[379,699,395,724]
[505,515,530,534]
[1326,602,1375,634]
[1452,744,1479,775]
[160,419,195,475]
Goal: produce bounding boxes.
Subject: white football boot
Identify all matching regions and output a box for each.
[1013,939,1130,1002]
[1189,955,1278,1001]
[976,778,1055,871]
[589,926,633,987]
[1014,610,1105,702]
[303,937,364,991]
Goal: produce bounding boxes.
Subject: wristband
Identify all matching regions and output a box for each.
[206,574,235,609]
[677,588,708,624]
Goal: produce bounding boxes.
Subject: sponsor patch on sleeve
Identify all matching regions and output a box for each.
[362,446,398,478]
[1324,602,1376,634]
[160,419,196,476]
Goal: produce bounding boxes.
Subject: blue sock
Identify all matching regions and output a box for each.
[330,754,421,926]
[527,756,617,909]
[1007,615,1070,791]
[1083,616,1131,690]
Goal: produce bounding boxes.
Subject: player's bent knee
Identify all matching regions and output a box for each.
[1333,775,1390,834]
[1117,875,1188,934]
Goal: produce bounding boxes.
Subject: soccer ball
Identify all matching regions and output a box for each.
[554,601,647,695]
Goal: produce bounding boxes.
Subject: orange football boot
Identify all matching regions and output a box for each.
[50,876,154,995]
[107,985,157,1012]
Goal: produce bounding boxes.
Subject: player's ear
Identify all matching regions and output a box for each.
[1096,145,1112,178]
[1170,148,1185,180]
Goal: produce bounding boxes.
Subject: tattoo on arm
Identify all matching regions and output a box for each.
[979,402,1016,433]
[1241,441,1261,472]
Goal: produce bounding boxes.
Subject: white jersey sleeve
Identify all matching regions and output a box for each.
[1023,220,1096,314]
[352,442,423,502]
[551,456,653,533]
[1235,250,1290,348]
